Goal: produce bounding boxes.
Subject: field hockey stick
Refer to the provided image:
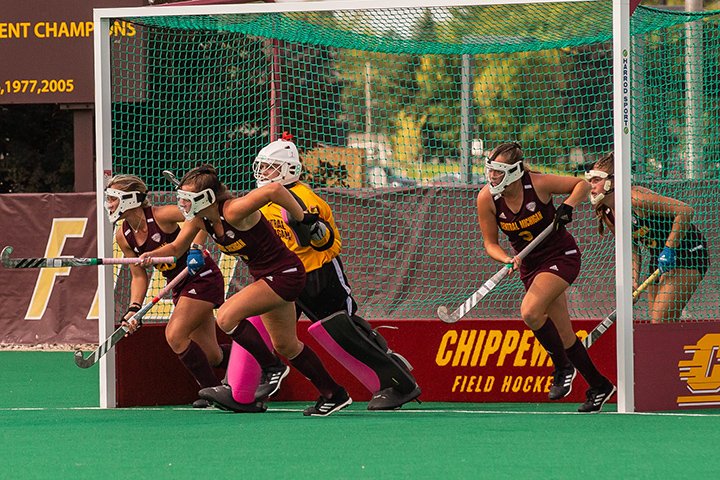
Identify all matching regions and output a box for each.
[1,246,175,269]
[582,268,661,349]
[438,223,556,323]
[162,169,181,187]
[74,266,190,368]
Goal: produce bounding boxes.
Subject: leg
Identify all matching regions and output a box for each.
[166,297,222,389]
[522,273,577,401]
[521,273,573,369]
[648,268,702,323]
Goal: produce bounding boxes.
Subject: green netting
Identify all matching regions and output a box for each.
[106,2,719,322]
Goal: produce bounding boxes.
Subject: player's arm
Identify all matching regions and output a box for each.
[226,182,305,224]
[140,217,202,260]
[535,172,590,208]
[116,229,148,332]
[632,186,694,249]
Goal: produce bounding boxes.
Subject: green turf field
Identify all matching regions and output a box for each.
[1,351,718,479]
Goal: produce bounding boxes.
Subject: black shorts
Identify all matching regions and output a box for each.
[295,257,357,322]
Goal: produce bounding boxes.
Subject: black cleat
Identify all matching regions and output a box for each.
[367,385,422,410]
[303,388,352,417]
[578,382,616,413]
[192,398,212,409]
[199,385,267,413]
[255,361,290,401]
[548,365,576,400]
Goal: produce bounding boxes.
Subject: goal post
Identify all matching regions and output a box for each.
[94,0,719,410]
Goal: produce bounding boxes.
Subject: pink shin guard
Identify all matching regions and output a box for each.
[227,316,273,403]
[307,318,381,393]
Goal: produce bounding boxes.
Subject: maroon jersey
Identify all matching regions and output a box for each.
[122,206,187,280]
[203,201,303,279]
[493,172,581,288]
[122,207,224,306]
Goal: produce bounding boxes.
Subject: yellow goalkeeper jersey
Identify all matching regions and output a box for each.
[260,182,342,273]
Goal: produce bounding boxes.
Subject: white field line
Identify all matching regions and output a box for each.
[1,405,719,417]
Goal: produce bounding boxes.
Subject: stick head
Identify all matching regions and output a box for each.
[437,305,455,323]
[162,170,181,188]
[1,246,14,268]
[73,350,94,369]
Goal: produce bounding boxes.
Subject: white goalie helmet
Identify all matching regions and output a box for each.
[253,134,302,187]
[176,188,216,221]
[585,169,614,206]
[485,159,524,195]
[105,188,147,224]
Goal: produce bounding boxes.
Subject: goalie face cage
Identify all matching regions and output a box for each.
[94,0,720,411]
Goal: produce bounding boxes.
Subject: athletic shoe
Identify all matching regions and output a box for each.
[199,385,267,413]
[367,385,422,410]
[255,361,290,400]
[192,398,212,409]
[548,365,576,400]
[578,382,617,413]
[303,388,353,417]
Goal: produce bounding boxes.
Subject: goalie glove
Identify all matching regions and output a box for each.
[309,219,335,251]
[282,210,319,247]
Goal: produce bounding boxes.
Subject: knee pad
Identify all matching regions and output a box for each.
[308,312,417,393]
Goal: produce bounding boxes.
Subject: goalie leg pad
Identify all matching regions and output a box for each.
[226,316,273,403]
[308,312,417,393]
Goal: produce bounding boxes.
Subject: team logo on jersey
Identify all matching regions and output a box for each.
[152,233,161,243]
[226,230,235,239]
[499,212,507,219]
[526,202,536,212]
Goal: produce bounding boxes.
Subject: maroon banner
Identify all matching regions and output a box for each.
[116,319,617,406]
[636,321,720,411]
[0,193,98,344]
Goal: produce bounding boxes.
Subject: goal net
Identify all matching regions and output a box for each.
[95,0,719,408]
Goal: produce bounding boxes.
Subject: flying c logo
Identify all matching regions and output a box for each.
[677,333,720,407]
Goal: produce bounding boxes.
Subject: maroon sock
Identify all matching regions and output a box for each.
[532,319,572,370]
[178,341,221,388]
[566,337,608,388]
[289,345,341,399]
[215,343,231,370]
[229,320,277,369]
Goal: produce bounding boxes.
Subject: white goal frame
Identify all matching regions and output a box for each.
[93,0,634,410]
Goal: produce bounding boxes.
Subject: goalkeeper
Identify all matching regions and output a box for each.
[248,132,421,410]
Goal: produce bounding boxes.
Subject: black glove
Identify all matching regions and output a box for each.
[284,211,319,247]
[553,203,573,230]
[122,302,143,328]
[301,212,319,226]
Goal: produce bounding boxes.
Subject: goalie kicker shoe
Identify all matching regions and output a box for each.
[367,385,422,410]
[199,385,267,413]
[255,360,291,400]
[303,388,352,417]
[578,381,616,413]
[548,365,577,400]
